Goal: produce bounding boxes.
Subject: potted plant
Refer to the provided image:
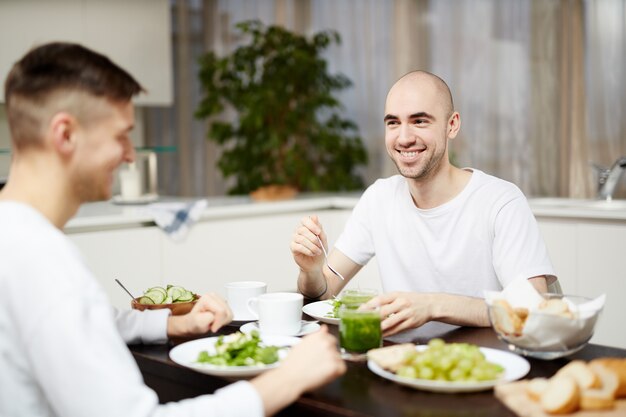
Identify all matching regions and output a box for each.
[195,20,368,199]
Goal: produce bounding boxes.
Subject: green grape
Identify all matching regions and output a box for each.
[397,366,417,379]
[392,340,504,383]
[418,366,435,380]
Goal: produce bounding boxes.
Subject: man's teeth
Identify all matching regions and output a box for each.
[400,151,420,157]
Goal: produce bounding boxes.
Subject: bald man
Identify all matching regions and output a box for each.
[291,71,555,337]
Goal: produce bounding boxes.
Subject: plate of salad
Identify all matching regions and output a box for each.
[169,331,300,377]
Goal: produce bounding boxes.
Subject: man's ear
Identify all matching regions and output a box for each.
[49,112,78,156]
[447,111,461,139]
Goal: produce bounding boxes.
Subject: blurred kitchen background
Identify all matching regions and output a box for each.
[0,0,624,199]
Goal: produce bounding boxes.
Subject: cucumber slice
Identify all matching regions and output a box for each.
[163,296,173,304]
[146,286,167,297]
[177,291,194,302]
[138,296,155,305]
[167,286,185,301]
[145,289,166,304]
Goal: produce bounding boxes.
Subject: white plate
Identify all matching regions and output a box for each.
[367,345,530,393]
[169,334,300,378]
[240,321,321,337]
[302,300,339,325]
[231,313,257,323]
[112,193,159,205]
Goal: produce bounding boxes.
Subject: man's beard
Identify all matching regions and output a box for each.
[393,147,445,180]
[74,172,111,202]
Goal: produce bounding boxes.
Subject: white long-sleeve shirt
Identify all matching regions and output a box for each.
[0,202,263,417]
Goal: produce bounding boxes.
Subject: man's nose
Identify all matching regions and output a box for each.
[398,124,415,146]
[123,140,136,163]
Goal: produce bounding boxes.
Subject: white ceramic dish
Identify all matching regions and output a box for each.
[169,334,300,378]
[367,345,530,393]
[112,193,159,205]
[302,300,339,325]
[240,321,321,337]
[231,313,258,323]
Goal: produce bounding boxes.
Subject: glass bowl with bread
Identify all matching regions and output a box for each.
[488,293,604,360]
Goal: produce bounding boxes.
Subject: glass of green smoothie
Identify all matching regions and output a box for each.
[338,300,382,361]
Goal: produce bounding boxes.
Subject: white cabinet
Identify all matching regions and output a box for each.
[0,0,172,105]
[536,217,626,348]
[66,207,383,311]
[68,227,162,309]
[160,209,382,300]
[577,223,626,349]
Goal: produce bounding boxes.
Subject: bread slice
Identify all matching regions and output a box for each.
[555,360,600,389]
[492,299,524,336]
[526,377,549,401]
[367,343,415,373]
[538,298,574,319]
[579,363,618,410]
[590,357,626,398]
[541,375,580,414]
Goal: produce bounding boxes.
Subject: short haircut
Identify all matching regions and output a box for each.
[397,70,454,117]
[4,42,144,149]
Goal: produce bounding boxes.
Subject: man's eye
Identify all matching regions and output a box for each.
[386,120,399,126]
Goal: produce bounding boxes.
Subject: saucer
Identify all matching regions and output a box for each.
[240,321,321,337]
[231,313,258,323]
[112,193,159,205]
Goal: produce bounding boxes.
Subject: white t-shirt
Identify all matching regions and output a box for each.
[0,202,262,417]
[335,169,555,297]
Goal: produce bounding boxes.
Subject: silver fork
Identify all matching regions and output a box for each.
[316,235,345,280]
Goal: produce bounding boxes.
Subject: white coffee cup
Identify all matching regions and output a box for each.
[225,281,267,319]
[247,292,304,336]
[119,163,142,199]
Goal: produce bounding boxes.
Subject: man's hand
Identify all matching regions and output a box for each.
[363,291,491,337]
[167,292,233,337]
[363,292,433,337]
[290,215,326,273]
[251,326,346,416]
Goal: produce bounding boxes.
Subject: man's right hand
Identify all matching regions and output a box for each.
[290,215,326,273]
[278,325,346,391]
[250,326,346,416]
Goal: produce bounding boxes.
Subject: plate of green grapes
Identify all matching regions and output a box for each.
[367,339,530,393]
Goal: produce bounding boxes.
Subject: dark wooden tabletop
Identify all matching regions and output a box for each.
[129,319,626,417]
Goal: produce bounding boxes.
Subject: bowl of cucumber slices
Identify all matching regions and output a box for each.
[132,285,199,315]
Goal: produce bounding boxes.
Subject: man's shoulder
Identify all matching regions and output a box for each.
[366,175,407,194]
[470,169,525,198]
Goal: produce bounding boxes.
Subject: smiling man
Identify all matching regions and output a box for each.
[291,70,556,337]
[0,42,344,417]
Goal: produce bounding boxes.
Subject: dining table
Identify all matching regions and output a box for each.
[129,312,626,417]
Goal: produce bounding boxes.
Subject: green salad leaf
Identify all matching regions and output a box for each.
[325,297,342,318]
[196,331,280,367]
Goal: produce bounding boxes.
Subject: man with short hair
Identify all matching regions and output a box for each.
[291,70,555,337]
[0,42,345,417]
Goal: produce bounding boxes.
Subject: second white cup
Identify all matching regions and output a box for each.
[225,281,267,320]
[247,292,304,336]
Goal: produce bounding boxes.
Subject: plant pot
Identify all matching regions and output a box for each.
[250,185,298,202]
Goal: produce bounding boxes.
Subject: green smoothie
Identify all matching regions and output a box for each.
[339,307,382,353]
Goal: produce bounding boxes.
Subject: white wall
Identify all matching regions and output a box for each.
[0,0,172,106]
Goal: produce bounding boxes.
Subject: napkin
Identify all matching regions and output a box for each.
[484,279,606,351]
[145,199,208,241]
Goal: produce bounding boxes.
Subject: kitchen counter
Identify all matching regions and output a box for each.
[66,194,626,233]
[66,194,361,232]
